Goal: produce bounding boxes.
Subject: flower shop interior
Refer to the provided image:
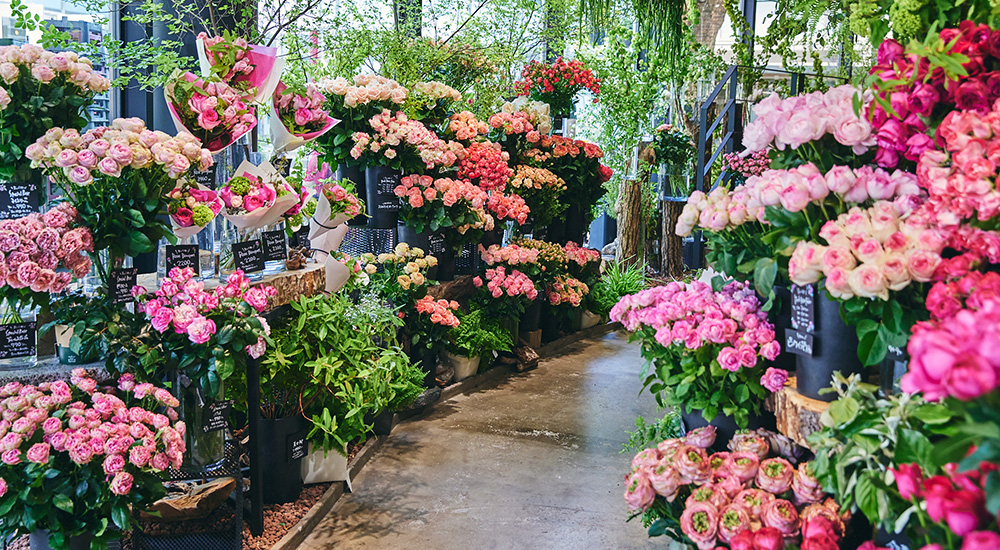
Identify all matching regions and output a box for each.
[0,0,994,549]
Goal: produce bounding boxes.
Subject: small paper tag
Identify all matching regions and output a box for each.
[110,268,138,304]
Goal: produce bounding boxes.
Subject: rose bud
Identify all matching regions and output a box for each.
[724,451,761,483]
[680,501,720,550]
[792,462,826,505]
[718,504,752,542]
[756,457,794,494]
[685,426,718,449]
[761,498,801,535]
[675,444,712,485]
[729,431,770,460]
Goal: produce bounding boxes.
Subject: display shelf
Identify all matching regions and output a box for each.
[764,375,829,450]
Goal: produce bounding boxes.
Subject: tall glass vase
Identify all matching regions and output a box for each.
[172,370,226,473]
[0,298,37,371]
[219,221,264,282]
[262,222,287,276]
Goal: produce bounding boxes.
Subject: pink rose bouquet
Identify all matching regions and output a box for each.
[270,81,337,154]
[165,71,257,153]
[563,241,601,286]
[610,281,782,426]
[220,173,276,217]
[197,31,282,103]
[351,109,466,173]
[394,175,494,247]
[0,44,111,184]
[0,372,184,547]
[479,243,542,277]
[447,111,491,143]
[472,266,538,318]
[724,149,771,185]
[485,191,530,226]
[314,75,408,166]
[545,274,588,308]
[321,180,364,222]
[167,180,223,238]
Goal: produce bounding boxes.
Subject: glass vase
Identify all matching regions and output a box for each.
[219,221,263,282]
[262,222,287,276]
[172,370,227,473]
[0,298,37,371]
[660,165,691,200]
[157,231,215,282]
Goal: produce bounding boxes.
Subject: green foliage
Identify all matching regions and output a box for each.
[243,293,423,455]
[589,261,646,316]
[42,292,145,364]
[448,307,513,358]
[621,410,682,455]
[807,374,954,532]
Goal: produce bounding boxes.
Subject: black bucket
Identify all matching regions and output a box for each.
[436,244,457,282]
[520,299,543,332]
[364,165,400,229]
[796,290,863,401]
[259,415,307,504]
[680,408,773,452]
[337,164,368,227]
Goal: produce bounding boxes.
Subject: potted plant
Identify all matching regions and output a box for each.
[0,371,185,550]
[611,280,784,446]
[444,308,513,382]
[587,260,646,318]
[404,295,461,388]
[650,124,695,199]
[114,268,274,473]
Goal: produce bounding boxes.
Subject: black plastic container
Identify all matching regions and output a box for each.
[541,309,562,342]
[521,299,543,332]
[436,245,457,282]
[259,415,307,504]
[364,165,400,229]
[337,164,368,227]
[680,408,773,452]
[30,532,95,550]
[396,223,432,252]
[588,213,617,249]
[768,285,797,373]
[364,410,395,436]
[564,204,588,245]
[411,348,438,388]
[796,290,863,401]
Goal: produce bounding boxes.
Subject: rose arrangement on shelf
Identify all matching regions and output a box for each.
[407,295,461,355]
[407,81,462,124]
[723,150,770,186]
[196,31,282,103]
[488,98,553,159]
[394,175,494,246]
[506,164,566,227]
[315,75,408,166]
[166,179,223,238]
[510,239,568,281]
[624,428,836,550]
[447,111,491,142]
[360,243,437,306]
[0,371,186,550]
[611,281,781,426]
[522,135,609,225]
[546,274,588,308]
[479,243,543,277]
[457,141,513,191]
[472,266,538,318]
[28,118,213,288]
[563,241,601,284]
[0,44,111,185]
[165,72,257,152]
[270,81,336,154]
[515,57,600,115]
[486,191,530,226]
[0,204,92,315]
[351,109,465,172]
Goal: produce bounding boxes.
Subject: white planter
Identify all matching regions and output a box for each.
[580,310,602,330]
[442,350,480,382]
[301,443,349,484]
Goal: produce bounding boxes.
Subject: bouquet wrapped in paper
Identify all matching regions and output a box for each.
[196,31,284,104]
[270,82,338,155]
[308,178,364,253]
[165,71,257,153]
[167,179,223,238]
[219,160,298,232]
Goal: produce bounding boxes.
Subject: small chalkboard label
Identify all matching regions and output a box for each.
[233,240,265,273]
[790,284,815,333]
[0,182,39,220]
[193,166,217,189]
[202,400,233,433]
[887,345,906,361]
[262,230,287,261]
[0,321,36,359]
[428,234,446,255]
[376,174,400,212]
[165,244,200,276]
[785,329,814,357]
[110,268,138,304]
[287,434,307,462]
[294,226,310,249]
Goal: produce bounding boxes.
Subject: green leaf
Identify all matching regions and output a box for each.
[111,504,129,530]
[896,428,933,466]
[827,396,859,426]
[753,258,777,298]
[911,404,954,425]
[855,471,880,522]
[857,327,887,366]
[125,208,145,228]
[986,471,1000,516]
[648,518,669,537]
[53,493,73,513]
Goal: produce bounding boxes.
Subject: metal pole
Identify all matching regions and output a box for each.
[247,354,264,536]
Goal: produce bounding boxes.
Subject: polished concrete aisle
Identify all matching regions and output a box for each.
[299,330,662,550]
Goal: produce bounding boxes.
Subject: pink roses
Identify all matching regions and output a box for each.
[0,203,91,295]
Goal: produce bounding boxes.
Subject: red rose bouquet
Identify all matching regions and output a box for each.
[515,57,600,115]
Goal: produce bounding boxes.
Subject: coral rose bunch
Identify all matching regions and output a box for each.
[457,141,513,191]
[0,204,91,302]
[0,371,186,547]
[485,191,530,225]
[787,201,948,300]
[473,266,538,318]
[447,111,491,142]
[0,43,109,96]
[563,241,600,268]
[167,180,222,232]
[408,295,461,355]
[413,295,460,327]
[394,175,494,245]
[28,118,213,183]
[611,281,781,424]
[546,274,588,308]
[479,243,542,277]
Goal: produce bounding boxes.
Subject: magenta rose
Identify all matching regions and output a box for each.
[962,531,1000,550]
[244,287,269,313]
[675,444,712,485]
[25,442,49,464]
[756,457,794,493]
[753,527,785,550]
[955,79,990,113]
[680,501,719,550]
[724,451,760,483]
[761,498,801,535]
[717,504,751,542]
[243,194,264,211]
[172,207,194,227]
[685,426,717,449]
[760,367,788,392]
[186,315,216,345]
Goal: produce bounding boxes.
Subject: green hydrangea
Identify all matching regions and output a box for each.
[889,2,922,38]
[228,176,253,195]
[191,204,214,227]
[849,0,878,36]
[286,212,303,227]
[302,198,317,219]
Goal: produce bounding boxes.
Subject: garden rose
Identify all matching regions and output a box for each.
[680,501,720,550]
[717,504,751,542]
[761,498,801,535]
[675,445,712,485]
[685,426,717,449]
[756,457,794,493]
[724,452,760,483]
[624,469,655,511]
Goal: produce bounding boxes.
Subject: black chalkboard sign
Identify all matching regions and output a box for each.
[193,167,217,189]
[233,240,265,273]
[110,268,138,304]
[0,321,36,359]
[784,329,814,357]
[262,230,287,261]
[790,284,815,333]
[202,400,233,433]
[375,173,400,213]
[0,182,39,220]
[294,226,310,249]
[165,244,200,276]
[428,234,446,256]
[287,433,307,462]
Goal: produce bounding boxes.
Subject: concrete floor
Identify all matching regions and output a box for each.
[298,330,663,550]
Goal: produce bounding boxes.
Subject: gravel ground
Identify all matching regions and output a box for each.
[242,482,332,549]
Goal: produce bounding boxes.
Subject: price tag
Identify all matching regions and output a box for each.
[428,234,446,255]
[886,345,906,361]
[790,284,815,333]
[0,182,39,220]
[233,240,265,273]
[784,329,814,357]
[0,321,36,359]
[375,173,400,212]
[287,434,307,462]
[110,268,138,304]
[294,226,310,249]
[202,400,233,433]
[165,244,200,276]
[262,230,287,261]
[193,167,217,189]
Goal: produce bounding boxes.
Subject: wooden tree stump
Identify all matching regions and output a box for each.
[617,178,643,266]
[661,200,685,278]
